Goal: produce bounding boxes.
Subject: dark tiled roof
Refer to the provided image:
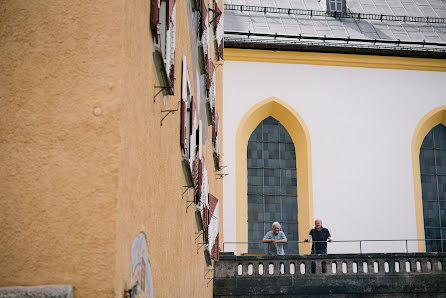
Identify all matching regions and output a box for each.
[224,0,446,56]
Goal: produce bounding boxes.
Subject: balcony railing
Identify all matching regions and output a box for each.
[214,251,446,296]
[222,239,445,255]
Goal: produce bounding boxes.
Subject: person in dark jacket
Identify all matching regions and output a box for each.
[305,219,332,255]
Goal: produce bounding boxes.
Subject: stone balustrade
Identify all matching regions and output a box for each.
[214,252,446,297]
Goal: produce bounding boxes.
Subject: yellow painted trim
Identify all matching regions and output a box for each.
[225,48,446,72]
[411,106,446,252]
[235,97,313,255]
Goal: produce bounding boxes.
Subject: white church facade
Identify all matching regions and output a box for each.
[222,0,446,255]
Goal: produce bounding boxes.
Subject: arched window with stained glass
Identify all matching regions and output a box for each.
[420,124,446,252]
[247,116,299,254]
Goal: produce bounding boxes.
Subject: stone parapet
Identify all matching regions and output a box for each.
[214,252,446,296]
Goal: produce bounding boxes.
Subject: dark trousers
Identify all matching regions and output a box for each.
[311,249,327,255]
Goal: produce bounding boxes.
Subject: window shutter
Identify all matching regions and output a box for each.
[165,0,176,94]
[218,41,224,60]
[206,59,215,92]
[168,63,175,93]
[211,234,219,261]
[167,0,176,30]
[204,204,209,240]
[214,1,222,28]
[150,0,160,42]
[208,194,218,218]
[200,0,208,35]
[208,194,219,261]
[180,99,186,149]
[212,111,217,144]
[193,150,199,203]
[195,157,203,204]
[189,96,194,135]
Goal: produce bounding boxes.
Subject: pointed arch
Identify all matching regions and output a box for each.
[412,106,446,252]
[235,97,313,254]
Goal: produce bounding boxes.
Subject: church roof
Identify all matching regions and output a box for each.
[224,0,446,57]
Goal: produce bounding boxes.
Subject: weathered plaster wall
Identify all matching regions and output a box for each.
[1,0,223,297]
[0,0,122,297]
[115,0,223,297]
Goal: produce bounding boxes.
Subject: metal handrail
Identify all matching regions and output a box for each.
[224,4,446,24]
[223,239,443,254]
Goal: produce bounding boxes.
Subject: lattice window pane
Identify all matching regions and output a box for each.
[421,124,446,252]
[248,195,264,221]
[423,201,440,227]
[421,175,438,201]
[437,150,446,175]
[420,149,436,174]
[434,125,446,149]
[247,116,298,254]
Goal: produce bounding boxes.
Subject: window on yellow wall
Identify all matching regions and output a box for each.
[420,124,446,252]
[247,116,299,254]
[151,0,176,95]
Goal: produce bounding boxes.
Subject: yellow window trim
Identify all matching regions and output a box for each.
[225,48,446,72]
[412,106,446,252]
[235,97,313,255]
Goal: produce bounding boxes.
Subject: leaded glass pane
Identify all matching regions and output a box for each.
[437,149,446,175]
[247,141,263,168]
[434,124,446,149]
[264,142,280,168]
[425,227,441,240]
[421,124,446,252]
[421,175,438,201]
[420,149,436,174]
[248,221,264,253]
[248,168,263,194]
[279,124,293,143]
[248,195,264,221]
[440,201,446,227]
[439,175,446,200]
[422,130,434,149]
[247,116,298,254]
[263,117,279,142]
[280,143,296,168]
[423,201,440,227]
[264,169,281,195]
[282,196,298,221]
[281,169,297,195]
[264,196,281,221]
[425,228,442,252]
[282,222,299,252]
[263,116,278,126]
[249,123,263,142]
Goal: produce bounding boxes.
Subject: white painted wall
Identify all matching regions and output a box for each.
[223,60,446,253]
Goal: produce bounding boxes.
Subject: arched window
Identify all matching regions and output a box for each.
[420,124,446,252]
[247,116,298,254]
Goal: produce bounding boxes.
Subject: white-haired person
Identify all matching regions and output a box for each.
[305,219,332,255]
[262,222,287,255]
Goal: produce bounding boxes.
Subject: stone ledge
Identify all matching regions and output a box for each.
[0,285,73,298]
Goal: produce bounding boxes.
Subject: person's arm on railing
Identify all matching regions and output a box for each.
[304,235,312,242]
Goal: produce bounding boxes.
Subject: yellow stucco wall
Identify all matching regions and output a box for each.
[0,1,121,296]
[114,0,223,297]
[0,0,223,297]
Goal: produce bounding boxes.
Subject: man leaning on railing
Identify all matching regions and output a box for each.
[305,219,332,255]
[262,222,288,255]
